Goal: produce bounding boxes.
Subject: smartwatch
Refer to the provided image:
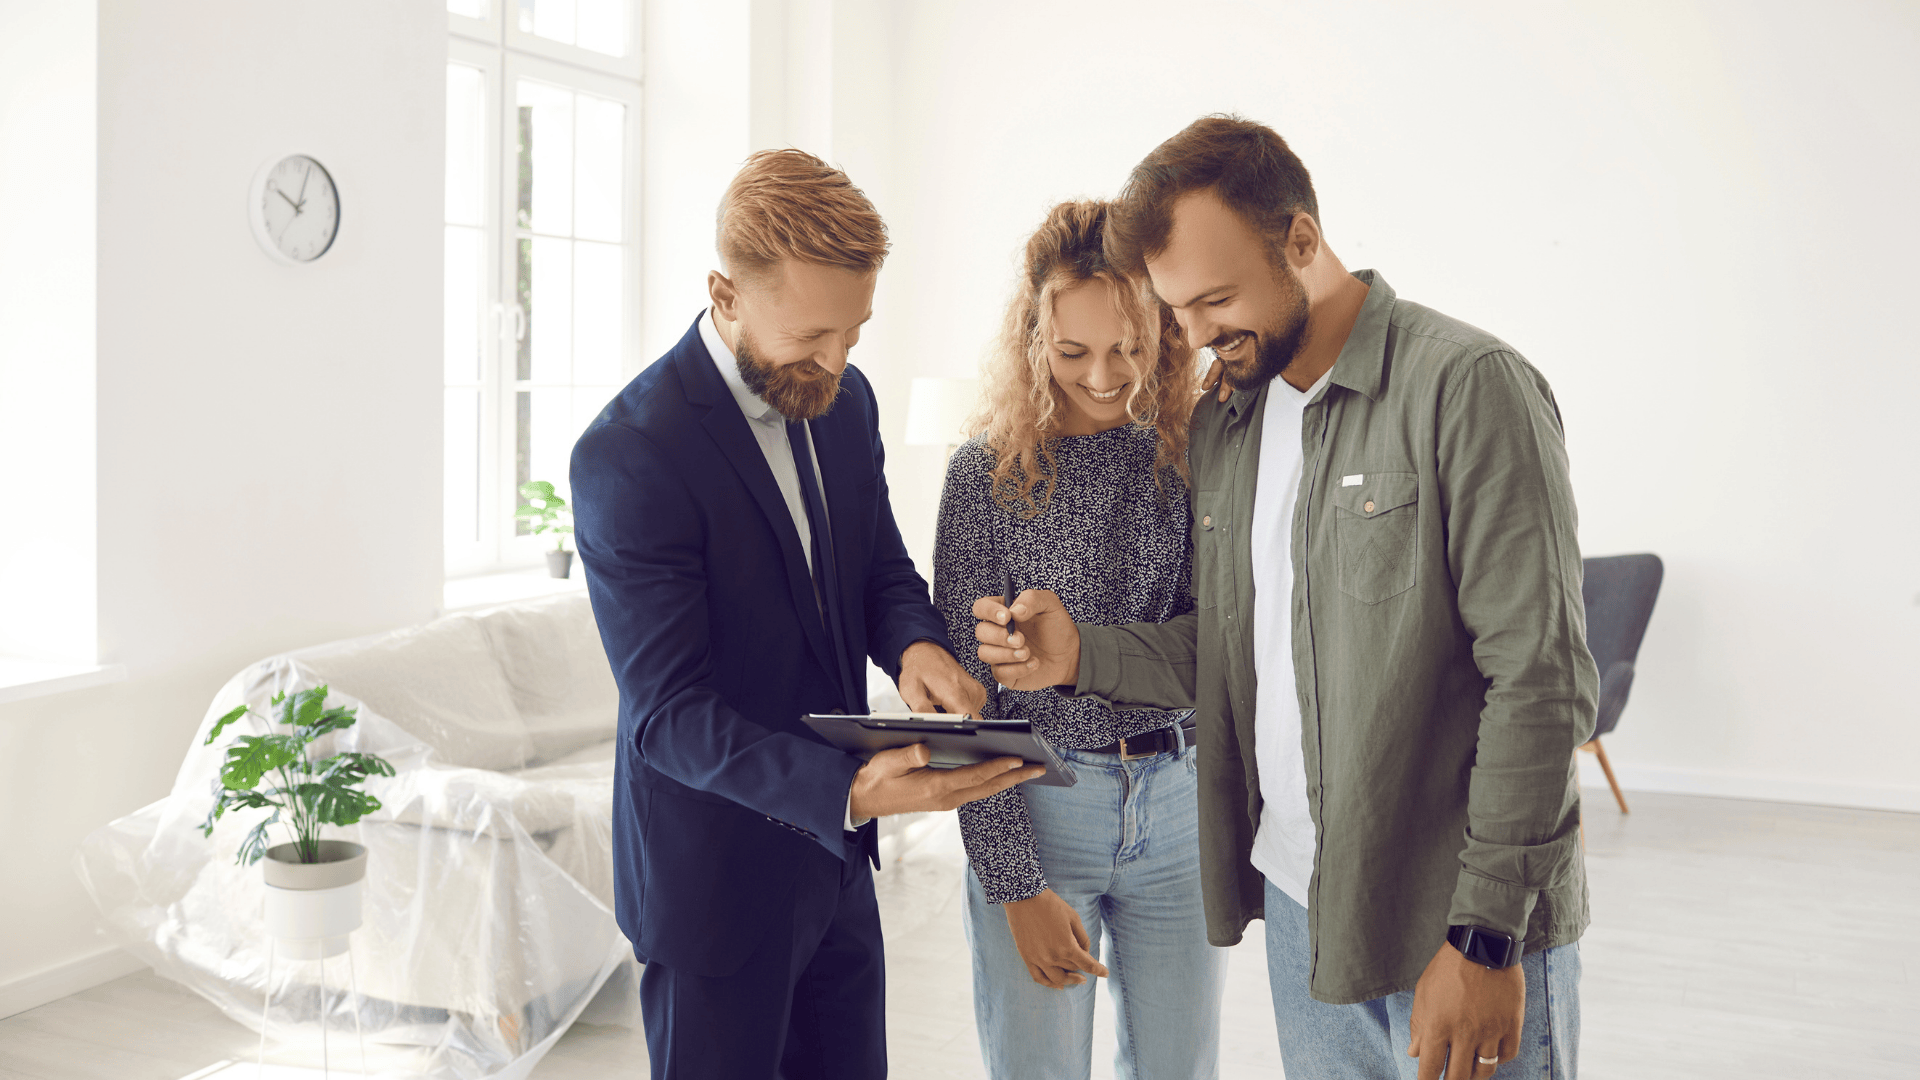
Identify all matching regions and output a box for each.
[1446,924,1522,969]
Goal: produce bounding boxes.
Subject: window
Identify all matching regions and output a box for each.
[445,0,641,575]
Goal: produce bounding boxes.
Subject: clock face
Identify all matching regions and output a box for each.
[253,155,340,263]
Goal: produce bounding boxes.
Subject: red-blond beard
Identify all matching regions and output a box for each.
[736,331,843,420]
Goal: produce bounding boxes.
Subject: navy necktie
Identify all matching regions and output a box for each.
[787,419,859,712]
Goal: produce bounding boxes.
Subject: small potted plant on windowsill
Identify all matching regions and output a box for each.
[200,686,395,958]
[517,479,575,579]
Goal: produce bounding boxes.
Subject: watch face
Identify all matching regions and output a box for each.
[257,155,340,262]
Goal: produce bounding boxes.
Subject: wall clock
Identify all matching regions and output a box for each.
[248,154,341,264]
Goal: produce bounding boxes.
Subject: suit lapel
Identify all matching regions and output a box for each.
[671,320,840,690]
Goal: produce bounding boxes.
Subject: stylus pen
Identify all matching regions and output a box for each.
[996,565,1016,719]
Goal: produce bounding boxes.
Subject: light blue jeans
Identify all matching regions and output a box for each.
[1265,880,1581,1078]
[964,742,1228,1080]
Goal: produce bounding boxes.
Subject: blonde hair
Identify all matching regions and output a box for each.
[969,200,1198,517]
[716,149,889,281]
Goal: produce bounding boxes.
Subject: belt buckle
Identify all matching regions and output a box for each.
[1119,734,1152,761]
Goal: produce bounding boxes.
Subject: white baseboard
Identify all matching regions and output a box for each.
[0,945,148,1020]
[1578,757,1920,814]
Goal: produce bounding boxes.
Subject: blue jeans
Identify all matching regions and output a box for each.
[965,743,1228,1080]
[1264,880,1580,1078]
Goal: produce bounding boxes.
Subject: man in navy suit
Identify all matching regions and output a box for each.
[571,150,1041,1079]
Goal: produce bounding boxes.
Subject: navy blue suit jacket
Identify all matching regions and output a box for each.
[571,313,950,977]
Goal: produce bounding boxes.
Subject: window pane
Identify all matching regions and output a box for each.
[573,241,621,385]
[448,0,486,17]
[445,226,485,383]
[514,390,532,533]
[520,0,577,45]
[445,388,481,548]
[446,64,486,227]
[517,82,573,235]
[574,94,623,242]
[575,0,625,56]
[526,236,573,383]
[518,387,582,530]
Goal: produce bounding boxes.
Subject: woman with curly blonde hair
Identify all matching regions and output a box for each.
[931,200,1224,1078]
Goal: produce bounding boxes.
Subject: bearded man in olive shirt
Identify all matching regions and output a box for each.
[974,116,1598,1080]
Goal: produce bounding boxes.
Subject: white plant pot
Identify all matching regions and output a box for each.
[262,840,366,960]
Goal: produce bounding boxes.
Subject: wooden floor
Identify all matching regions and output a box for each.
[2,789,1915,1079]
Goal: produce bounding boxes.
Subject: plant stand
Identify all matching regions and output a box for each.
[258,842,369,1078]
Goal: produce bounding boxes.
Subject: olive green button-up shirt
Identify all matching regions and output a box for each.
[1073,270,1598,1004]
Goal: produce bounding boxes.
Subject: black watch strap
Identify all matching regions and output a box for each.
[1447,924,1523,969]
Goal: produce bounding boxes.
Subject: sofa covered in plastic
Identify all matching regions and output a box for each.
[78,591,635,1079]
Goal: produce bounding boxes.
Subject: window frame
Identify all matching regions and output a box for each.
[449,0,644,80]
[447,1,644,577]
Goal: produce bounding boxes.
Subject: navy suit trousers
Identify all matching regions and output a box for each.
[638,839,886,1080]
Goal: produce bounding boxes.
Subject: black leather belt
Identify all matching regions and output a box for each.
[1087,719,1197,760]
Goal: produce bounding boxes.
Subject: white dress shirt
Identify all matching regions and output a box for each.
[698,309,865,832]
[1248,366,1334,908]
[699,308,832,577]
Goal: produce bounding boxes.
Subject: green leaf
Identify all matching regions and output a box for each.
[519,479,556,500]
[300,704,358,739]
[200,785,281,838]
[236,810,281,866]
[293,780,383,827]
[287,686,329,730]
[218,734,303,790]
[205,704,252,746]
[314,751,396,785]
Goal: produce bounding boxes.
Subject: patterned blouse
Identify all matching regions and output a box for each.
[932,424,1194,904]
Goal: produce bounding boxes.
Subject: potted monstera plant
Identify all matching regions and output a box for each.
[199,686,394,957]
[516,479,575,578]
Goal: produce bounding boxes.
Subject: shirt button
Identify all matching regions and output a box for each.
[1202,515,1212,529]
[1364,500,1375,513]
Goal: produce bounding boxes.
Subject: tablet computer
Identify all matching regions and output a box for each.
[801,713,1077,788]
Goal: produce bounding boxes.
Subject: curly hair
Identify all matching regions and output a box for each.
[969,199,1199,518]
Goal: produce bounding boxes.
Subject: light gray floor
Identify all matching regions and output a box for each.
[2,789,1915,1079]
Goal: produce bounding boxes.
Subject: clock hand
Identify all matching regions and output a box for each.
[274,187,302,214]
[297,163,311,204]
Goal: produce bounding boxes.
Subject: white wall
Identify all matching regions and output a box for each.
[880,0,1920,809]
[0,0,96,665]
[0,0,445,1005]
[3,0,1913,1018]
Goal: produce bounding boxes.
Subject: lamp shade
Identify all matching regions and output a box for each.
[903,377,980,447]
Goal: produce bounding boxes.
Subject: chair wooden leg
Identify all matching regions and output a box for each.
[1587,737,1629,814]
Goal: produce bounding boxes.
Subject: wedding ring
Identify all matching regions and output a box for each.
[1477,1055,1499,1065]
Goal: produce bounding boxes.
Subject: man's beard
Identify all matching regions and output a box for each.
[736,330,843,421]
[1218,265,1311,393]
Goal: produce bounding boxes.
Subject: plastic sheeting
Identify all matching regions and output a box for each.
[76,593,638,1080]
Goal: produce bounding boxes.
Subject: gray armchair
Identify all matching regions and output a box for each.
[1579,553,1664,813]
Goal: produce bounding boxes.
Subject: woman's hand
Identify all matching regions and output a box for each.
[1200,354,1231,404]
[1003,888,1108,989]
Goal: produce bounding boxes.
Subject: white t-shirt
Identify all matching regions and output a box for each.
[1248,367,1334,909]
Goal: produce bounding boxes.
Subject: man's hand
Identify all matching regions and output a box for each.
[1004,889,1108,989]
[897,639,989,717]
[971,590,1080,691]
[1407,941,1526,1080]
[1201,354,1231,404]
[848,743,1043,819]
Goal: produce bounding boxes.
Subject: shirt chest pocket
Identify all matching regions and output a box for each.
[1329,471,1418,604]
[1192,489,1225,609]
